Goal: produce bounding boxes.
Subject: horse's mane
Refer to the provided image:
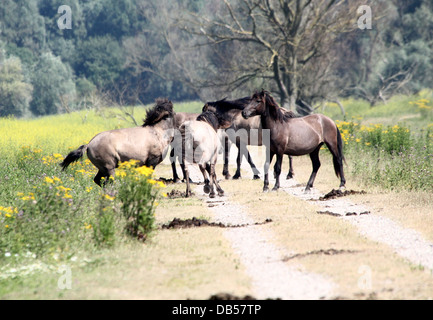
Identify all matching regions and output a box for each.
[196,111,221,131]
[255,90,295,123]
[143,98,174,127]
[207,97,251,111]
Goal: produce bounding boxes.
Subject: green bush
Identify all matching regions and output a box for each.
[115,160,165,241]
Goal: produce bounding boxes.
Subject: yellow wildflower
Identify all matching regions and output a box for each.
[104,194,116,201]
[135,166,154,176]
[44,177,54,184]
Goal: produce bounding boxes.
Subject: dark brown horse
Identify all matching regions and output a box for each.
[60,98,176,186]
[170,112,200,182]
[203,97,296,180]
[242,90,346,192]
[180,111,231,198]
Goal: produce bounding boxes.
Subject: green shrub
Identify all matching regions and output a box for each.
[115,160,165,241]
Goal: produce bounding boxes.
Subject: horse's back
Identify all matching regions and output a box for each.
[181,120,220,164]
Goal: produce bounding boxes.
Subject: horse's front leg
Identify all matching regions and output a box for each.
[233,138,242,180]
[263,150,274,192]
[222,136,231,179]
[273,154,283,191]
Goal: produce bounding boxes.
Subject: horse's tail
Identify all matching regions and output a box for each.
[60,145,88,171]
[333,127,345,178]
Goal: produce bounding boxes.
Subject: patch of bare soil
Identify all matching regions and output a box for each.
[318,189,366,201]
[317,210,370,217]
[283,249,360,261]
[166,189,193,199]
[161,217,272,229]
[208,293,258,300]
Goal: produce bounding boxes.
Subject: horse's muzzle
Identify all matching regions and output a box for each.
[241,110,250,119]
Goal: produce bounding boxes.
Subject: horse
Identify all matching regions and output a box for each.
[60,98,176,186]
[241,90,346,193]
[180,111,232,198]
[203,97,296,180]
[170,112,200,182]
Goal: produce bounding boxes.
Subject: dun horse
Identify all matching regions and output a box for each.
[203,97,296,180]
[170,112,200,182]
[60,98,176,186]
[180,111,231,198]
[242,90,346,192]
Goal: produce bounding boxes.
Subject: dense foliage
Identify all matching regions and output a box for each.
[0,0,433,117]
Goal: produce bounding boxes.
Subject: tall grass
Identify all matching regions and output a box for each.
[0,104,190,265]
[338,120,433,191]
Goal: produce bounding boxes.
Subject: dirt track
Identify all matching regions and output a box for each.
[169,148,433,299]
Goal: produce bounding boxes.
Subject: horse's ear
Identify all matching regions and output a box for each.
[202,104,208,112]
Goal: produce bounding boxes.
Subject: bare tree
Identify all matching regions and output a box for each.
[181,0,366,110]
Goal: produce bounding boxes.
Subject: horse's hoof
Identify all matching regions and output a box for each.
[304,188,311,194]
[218,191,225,197]
[272,187,279,192]
[253,175,260,180]
[209,193,216,199]
[339,186,346,192]
[203,185,211,194]
[263,188,269,193]
[286,174,294,180]
[232,174,241,180]
[225,174,231,180]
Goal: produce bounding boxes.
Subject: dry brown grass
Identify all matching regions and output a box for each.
[220,152,433,299]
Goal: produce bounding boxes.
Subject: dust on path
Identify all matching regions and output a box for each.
[279,178,433,272]
[192,177,336,300]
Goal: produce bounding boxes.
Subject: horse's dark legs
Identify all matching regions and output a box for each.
[272,154,283,191]
[170,148,181,182]
[286,155,295,179]
[184,165,192,197]
[222,136,232,180]
[233,139,260,180]
[233,139,243,180]
[94,169,113,187]
[201,163,215,198]
[210,162,224,197]
[305,147,322,192]
[263,151,275,192]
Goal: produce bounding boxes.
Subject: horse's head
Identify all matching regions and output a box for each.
[197,111,232,131]
[242,90,267,119]
[202,101,219,113]
[143,98,175,127]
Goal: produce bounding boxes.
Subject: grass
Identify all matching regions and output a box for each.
[1,95,433,299]
[225,155,433,299]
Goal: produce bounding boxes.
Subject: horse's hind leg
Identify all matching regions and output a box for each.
[305,146,322,192]
[211,163,224,197]
[202,163,215,198]
[272,154,283,191]
[286,155,295,179]
[170,148,181,182]
[94,169,113,187]
[200,164,211,194]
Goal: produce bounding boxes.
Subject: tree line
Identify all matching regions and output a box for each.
[0,0,432,118]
